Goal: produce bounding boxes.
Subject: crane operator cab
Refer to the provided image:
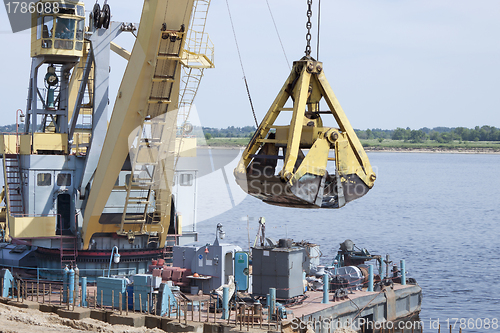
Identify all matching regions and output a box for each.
[31,1,85,58]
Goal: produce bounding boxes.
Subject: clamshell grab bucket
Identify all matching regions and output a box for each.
[234,57,376,209]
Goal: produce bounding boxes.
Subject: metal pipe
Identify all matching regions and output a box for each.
[69,266,74,305]
[269,288,276,322]
[63,265,69,303]
[368,264,374,292]
[322,273,329,303]
[222,286,229,319]
[400,259,406,285]
[81,277,87,307]
[74,265,79,306]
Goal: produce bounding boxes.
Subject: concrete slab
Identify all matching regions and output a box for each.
[109,313,145,327]
[161,317,174,330]
[165,320,204,333]
[39,303,57,313]
[57,307,92,320]
[90,309,114,322]
[145,315,162,328]
[7,300,39,310]
[0,297,11,304]
[203,322,220,333]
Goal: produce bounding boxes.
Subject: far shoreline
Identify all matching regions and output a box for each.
[197,145,500,154]
[363,146,500,154]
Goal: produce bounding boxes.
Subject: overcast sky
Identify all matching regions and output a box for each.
[0,0,499,130]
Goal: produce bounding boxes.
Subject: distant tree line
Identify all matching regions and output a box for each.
[202,126,256,140]
[355,126,500,143]
[0,124,23,133]
[2,123,499,144]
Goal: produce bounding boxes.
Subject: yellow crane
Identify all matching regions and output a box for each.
[81,0,214,250]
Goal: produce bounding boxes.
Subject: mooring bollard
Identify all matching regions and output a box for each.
[401,259,406,285]
[322,273,329,303]
[368,264,374,292]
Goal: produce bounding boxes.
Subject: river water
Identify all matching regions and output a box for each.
[194,150,500,333]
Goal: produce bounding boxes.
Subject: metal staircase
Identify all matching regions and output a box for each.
[119,117,170,241]
[163,234,178,265]
[71,58,94,155]
[60,236,78,265]
[176,0,214,162]
[179,0,214,121]
[3,154,24,216]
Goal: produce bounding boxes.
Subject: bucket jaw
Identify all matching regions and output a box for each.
[234,57,376,209]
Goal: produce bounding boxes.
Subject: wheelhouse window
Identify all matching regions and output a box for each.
[57,173,71,186]
[55,17,75,40]
[37,173,51,186]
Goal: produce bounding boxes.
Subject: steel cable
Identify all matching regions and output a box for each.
[225,0,258,127]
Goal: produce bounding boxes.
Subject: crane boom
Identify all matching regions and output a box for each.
[81,0,195,250]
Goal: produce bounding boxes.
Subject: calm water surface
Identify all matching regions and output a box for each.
[194,151,500,333]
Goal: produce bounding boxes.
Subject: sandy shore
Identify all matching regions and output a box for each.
[0,302,162,333]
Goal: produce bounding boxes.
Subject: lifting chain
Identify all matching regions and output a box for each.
[305,0,313,56]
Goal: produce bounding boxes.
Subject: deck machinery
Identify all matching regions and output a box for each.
[0,0,214,275]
